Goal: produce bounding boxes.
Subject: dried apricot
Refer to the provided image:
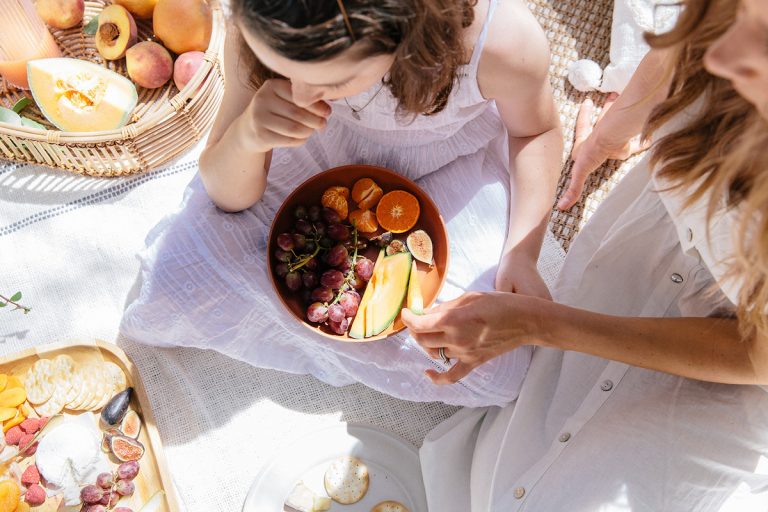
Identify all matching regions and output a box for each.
[0,480,21,512]
[351,178,383,210]
[348,209,379,233]
[0,388,26,408]
[0,375,7,393]
[3,410,25,433]
[321,186,350,221]
[375,190,420,233]
[5,376,23,389]
[0,408,16,423]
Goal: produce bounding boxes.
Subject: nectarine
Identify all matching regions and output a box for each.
[126,41,173,89]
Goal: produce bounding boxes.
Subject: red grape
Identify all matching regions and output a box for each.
[302,272,319,289]
[328,224,350,242]
[275,263,289,278]
[308,205,322,222]
[274,249,291,263]
[81,485,104,504]
[313,222,326,236]
[292,233,307,250]
[355,257,374,281]
[117,461,140,480]
[96,472,114,489]
[277,233,294,251]
[322,207,341,224]
[116,479,135,497]
[307,302,329,323]
[339,291,361,317]
[328,303,345,323]
[321,270,345,289]
[325,244,348,267]
[311,287,334,303]
[285,272,302,291]
[294,205,308,220]
[338,257,352,273]
[328,317,350,335]
[295,219,313,235]
[304,257,319,270]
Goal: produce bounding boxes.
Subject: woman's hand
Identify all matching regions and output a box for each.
[245,79,330,153]
[557,94,650,210]
[495,251,552,300]
[402,292,548,384]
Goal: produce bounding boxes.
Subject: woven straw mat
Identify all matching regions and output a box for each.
[528,0,645,252]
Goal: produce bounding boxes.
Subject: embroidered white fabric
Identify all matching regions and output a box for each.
[119,0,564,408]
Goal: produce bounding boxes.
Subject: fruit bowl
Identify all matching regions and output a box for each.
[267,164,449,342]
[0,0,224,176]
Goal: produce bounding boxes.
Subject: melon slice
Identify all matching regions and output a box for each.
[366,251,412,337]
[349,249,384,340]
[406,260,423,314]
[28,58,138,132]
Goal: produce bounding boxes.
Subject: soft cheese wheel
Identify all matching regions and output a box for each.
[36,421,101,488]
[324,456,369,505]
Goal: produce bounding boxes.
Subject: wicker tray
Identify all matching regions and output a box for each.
[0,0,225,177]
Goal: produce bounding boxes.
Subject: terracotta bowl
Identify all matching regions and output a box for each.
[267,164,449,341]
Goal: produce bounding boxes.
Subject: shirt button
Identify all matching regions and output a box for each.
[559,432,571,442]
[670,273,684,283]
[686,228,693,242]
[600,379,613,391]
[514,487,525,499]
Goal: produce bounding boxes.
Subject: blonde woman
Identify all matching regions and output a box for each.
[406,0,768,509]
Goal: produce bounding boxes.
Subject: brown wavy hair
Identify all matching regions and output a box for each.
[643,0,768,337]
[231,0,477,116]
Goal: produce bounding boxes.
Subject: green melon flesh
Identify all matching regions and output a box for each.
[28,58,138,132]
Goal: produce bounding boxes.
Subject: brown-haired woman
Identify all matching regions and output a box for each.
[120,0,563,407]
[409,0,768,509]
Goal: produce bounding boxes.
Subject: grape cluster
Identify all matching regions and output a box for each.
[81,461,140,511]
[274,205,377,334]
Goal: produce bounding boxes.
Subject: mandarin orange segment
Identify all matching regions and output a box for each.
[352,178,383,210]
[375,190,420,233]
[348,209,379,233]
[0,480,20,512]
[321,187,350,221]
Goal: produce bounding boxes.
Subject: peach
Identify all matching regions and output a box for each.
[173,51,205,90]
[126,41,173,89]
[113,0,159,19]
[153,0,212,54]
[95,4,137,61]
[35,0,85,29]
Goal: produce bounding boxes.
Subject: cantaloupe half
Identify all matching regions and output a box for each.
[406,260,423,314]
[28,58,138,132]
[349,250,412,339]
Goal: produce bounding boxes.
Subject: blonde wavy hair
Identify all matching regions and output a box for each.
[643,0,768,337]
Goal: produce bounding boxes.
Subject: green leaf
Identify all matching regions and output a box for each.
[0,107,22,126]
[0,302,6,307]
[11,97,31,114]
[21,117,46,130]
[10,292,22,302]
[83,15,99,35]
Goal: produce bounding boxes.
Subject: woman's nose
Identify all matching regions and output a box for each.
[291,82,325,107]
[704,20,760,82]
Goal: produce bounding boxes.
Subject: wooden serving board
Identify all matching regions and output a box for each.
[0,340,180,512]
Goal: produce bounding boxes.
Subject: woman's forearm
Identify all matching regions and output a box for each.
[504,124,563,260]
[537,300,768,385]
[199,113,270,213]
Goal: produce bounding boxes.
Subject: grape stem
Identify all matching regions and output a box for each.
[329,226,360,307]
[288,243,321,273]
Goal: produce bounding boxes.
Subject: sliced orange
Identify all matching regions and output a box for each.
[376,190,420,233]
[348,209,379,233]
[352,178,383,210]
[321,186,350,221]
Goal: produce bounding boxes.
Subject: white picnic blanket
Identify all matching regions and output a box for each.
[0,143,565,511]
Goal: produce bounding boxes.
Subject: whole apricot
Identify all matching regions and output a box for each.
[153,0,212,54]
[126,42,173,89]
[173,51,205,90]
[95,4,137,61]
[36,0,85,29]
[113,0,158,18]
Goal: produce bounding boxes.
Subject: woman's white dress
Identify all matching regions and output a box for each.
[120,0,533,407]
[420,108,768,510]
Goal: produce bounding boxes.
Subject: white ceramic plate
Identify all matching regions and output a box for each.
[242,423,427,512]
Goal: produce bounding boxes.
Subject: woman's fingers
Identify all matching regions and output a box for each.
[426,361,475,385]
[571,98,595,157]
[401,307,448,334]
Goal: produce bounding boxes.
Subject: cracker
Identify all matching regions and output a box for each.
[33,380,67,417]
[371,501,410,512]
[101,361,127,394]
[68,366,98,410]
[24,359,55,404]
[86,366,112,411]
[65,367,86,408]
[324,456,369,505]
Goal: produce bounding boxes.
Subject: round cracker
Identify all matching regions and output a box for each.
[101,362,127,394]
[51,354,75,398]
[324,456,369,505]
[68,366,97,410]
[371,501,410,512]
[33,380,67,417]
[24,359,55,404]
[85,366,112,411]
[65,367,87,408]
